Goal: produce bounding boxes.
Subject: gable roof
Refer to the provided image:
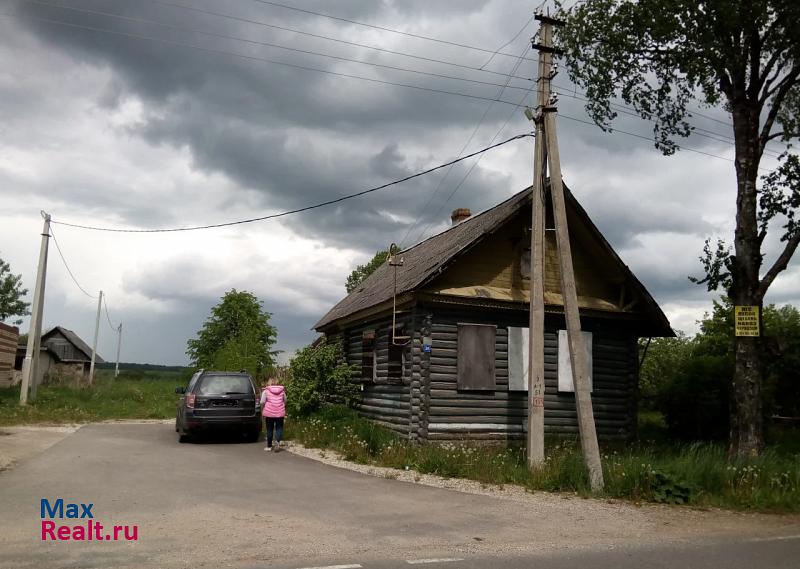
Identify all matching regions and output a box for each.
[316,189,531,330]
[315,185,673,336]
[41,326,104,363]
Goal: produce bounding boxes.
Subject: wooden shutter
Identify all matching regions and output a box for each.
[457,323,496,390]
[557,330,593,392]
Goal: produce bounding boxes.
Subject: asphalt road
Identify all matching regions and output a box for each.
[1,423,798,569]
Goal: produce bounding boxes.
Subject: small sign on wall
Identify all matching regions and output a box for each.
[735,306,760,337]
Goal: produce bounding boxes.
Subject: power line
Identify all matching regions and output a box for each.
[102,295,118,332]
[399,45,531,249]
[249,0,538,64]
[11,8,774,163]
[51,133,534,233]
[140,0,740,136]
[479,13,536,70]
[5,10,766,182]
[24,1,535,93]
[1,11,529,107]
[48,225,98,299]
[414,80,537,244]
[95,0,535,83]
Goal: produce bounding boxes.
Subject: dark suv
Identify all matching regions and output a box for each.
[175,370,261,443]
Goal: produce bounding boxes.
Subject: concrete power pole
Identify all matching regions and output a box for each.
[20,212,51,405]
[532,13,605,491]
[88,290,102,385]
[114,323,122,379]
[525,13,551,469]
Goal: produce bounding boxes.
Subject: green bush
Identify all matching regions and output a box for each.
[656,354,731,440]
[286,344,359,416]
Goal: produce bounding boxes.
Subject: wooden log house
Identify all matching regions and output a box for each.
[314,185,673,442]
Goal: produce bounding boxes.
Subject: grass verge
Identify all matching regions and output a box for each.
[285,406,800,513]
[0,378,179,425]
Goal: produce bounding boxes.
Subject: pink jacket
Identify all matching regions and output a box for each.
[260,385,286,418]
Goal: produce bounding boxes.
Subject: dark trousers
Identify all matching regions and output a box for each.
[265,417,284,447]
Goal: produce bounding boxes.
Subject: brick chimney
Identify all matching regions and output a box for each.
[450,208,471,225]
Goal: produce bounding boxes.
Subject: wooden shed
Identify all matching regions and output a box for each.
[15,326,103,384]
[0,322,19,387]
[314,185,673,442]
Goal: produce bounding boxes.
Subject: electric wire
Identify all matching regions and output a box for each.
[414,80,538,244]
[399,45,531,249]
[24,0,535,92]
[5,9,774,196]
[249,0,538,64]
[143,0,739,132]
[88,0,536,83]
[18,4,775,159]
[479,12,536,70]
[102,294,119,332]
[48,225,98,299]
[0,11,531,108]
[50,133,534,233]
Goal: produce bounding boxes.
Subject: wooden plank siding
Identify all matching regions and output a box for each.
[423,305,638,441]
[0,323,19,387]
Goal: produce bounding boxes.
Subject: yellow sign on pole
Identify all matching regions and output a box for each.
[735,306,760,337]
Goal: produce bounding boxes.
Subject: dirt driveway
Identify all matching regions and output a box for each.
[0,423,798,569]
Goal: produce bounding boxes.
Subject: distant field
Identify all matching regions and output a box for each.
[0,374,186,425]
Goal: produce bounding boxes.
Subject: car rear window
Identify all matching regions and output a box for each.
[195,375,253,396]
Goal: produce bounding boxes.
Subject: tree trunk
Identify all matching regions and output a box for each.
[729,101,764,460]
[730,336,763,458]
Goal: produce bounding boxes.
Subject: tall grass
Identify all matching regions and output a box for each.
[0,378,179,424]
[286,406,800,512]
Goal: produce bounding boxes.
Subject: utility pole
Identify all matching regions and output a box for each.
[20,211,51,405]
[114,323,122,379]
[88,290,102,385]
[532,13,604,491]
[524,15,551,468]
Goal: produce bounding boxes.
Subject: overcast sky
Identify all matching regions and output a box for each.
[0,0,796,366]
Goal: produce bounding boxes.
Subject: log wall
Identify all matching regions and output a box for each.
[423,305,638,442]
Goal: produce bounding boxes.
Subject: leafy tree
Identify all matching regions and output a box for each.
[186,290,277,378]
[655,299,800,439]
[557,0,800,458]
[638,331,694,406]
[286,343,359,416]
[0,255,29,325]
[345,244,399,293]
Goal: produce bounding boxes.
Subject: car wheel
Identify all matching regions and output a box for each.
[178,431,193,443]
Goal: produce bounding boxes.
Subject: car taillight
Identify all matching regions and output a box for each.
[186,393,196,409]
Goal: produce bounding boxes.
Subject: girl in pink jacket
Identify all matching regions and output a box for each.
[260,378,286,452]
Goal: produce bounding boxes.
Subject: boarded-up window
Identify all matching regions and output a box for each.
[557,330,593,393]
[362,330,376,381]
[457,324,496,390]
[388,326,405,383]
[508,326,529,391]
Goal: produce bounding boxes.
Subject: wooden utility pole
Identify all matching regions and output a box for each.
[20,212,51,405]
[525,16,551,468]
[532,13,604,491]
[88,290,102,385]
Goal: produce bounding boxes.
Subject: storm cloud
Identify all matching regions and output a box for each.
[0,0,796,364]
